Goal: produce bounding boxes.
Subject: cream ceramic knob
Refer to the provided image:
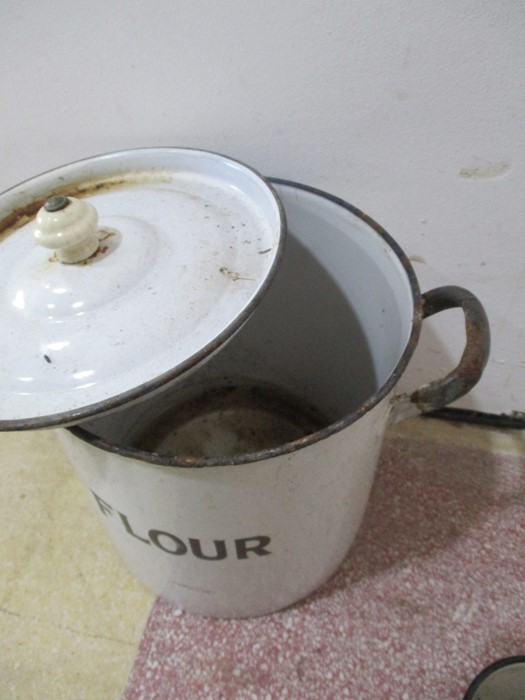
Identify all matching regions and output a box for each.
[34,195,99,263]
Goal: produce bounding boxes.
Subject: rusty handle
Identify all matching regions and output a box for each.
[407,286,490,413]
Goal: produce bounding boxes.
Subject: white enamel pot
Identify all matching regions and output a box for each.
[58,180,490,618]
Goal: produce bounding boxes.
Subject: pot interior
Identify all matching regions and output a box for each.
[78,182,418,460]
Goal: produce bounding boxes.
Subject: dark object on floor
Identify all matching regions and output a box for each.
[426,407,525,430]
[463,656,525,699]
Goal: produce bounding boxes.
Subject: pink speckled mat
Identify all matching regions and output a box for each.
[122,433,525,700]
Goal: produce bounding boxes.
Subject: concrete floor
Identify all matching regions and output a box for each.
[0,429,154,699]
[1,417,524,699]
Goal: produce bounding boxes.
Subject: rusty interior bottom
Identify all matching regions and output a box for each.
[132,383,329,459]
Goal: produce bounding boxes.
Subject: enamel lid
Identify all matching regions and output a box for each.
[0,148,285,429]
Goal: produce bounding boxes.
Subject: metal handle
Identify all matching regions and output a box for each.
[393,285,490,419]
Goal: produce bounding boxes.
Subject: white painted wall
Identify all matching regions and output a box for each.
[2,0,523,414]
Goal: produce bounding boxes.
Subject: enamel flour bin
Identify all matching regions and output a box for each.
[0,149,490,617]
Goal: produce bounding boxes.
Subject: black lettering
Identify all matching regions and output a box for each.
[91,491,114,517]
[118,512,150,544]
[189,538,227,561]
[235,536,271,559]
[149,530,187,555]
